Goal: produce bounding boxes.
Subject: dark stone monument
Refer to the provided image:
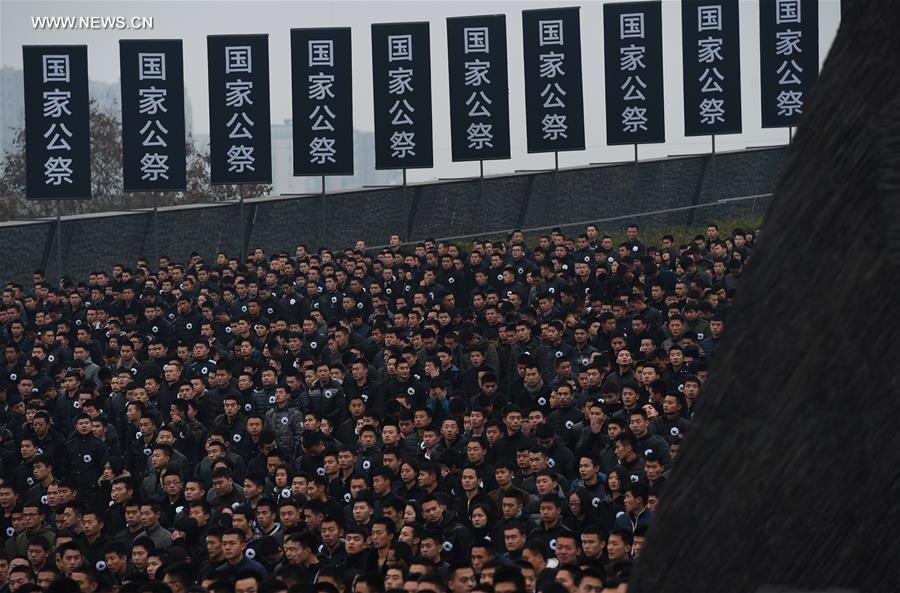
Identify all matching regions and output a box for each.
[630,2,900,592]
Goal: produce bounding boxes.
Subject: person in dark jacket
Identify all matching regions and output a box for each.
[79,508,110,566]
[214,528,267,579]
[651,392,692,445]
[420,492,471,565]
[614,482,653,534]
[529,494,569,552]
[211,396,247,444]
[301,362,345,425]
[699,315,725,357]
[55,371,83,435]
[546,384,583,446]
[29,412,66,474]
[251,368,279,415]
[344,358,385,414]
[342,524,377,572]
[65,414,107,503]
[489,405,536,464]
[628,409,672,470]
[172,298,203,346]
[534,423,576,478]
[264,385,304,457]
[206,467,245,512]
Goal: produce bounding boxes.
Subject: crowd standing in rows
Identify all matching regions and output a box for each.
[0,222,753,593]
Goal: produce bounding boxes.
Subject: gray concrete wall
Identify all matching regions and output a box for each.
[0,146,785,286]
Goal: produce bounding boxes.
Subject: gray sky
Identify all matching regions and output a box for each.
[0,0,843,182]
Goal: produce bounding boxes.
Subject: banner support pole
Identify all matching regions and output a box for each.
[711,134,717,199]
[153,193,160,270]
[554,151,559,201]
[788,126,793,145]
[56,202,63,284]
[320,175,326,247]
[634,144,639,199]
[402,168,408,204]
[479,160,484,201]
[239,184,246,263]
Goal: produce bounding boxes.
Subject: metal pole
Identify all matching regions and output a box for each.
[711,134,717,199]
[788,126,793,145]
[153,193,160,269]
[402,168,407,204]
[239,184,246,262]
[633,144,639,199]
[56,202,63,284]
[554,151,559,201]
[320,175,326,247]
[478,160,484,201]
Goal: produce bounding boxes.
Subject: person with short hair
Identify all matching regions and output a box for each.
[8,564,35,593]
[420,493,470,565]
[102,541,129,587]
[499,522,526,561]
[574,567,606,593]
[70,565,100,593]
[318,516,347,565]
[606,528,634,569]
[234,570,262,593]
[6,504,54,558]
[24,452,55,507]
[469,539,496,580]
[79,509,109,567]
[136,501,172,550]
[282,530,322,582]
[343,524,377,572]
[265,384,304,456]
[491,564,526,593]
[615,482,653,534]
[613,432,645,483]
[65,413,107,499]
[160,561,192,593]
[580,524,609,564]
[215,528,267,579]
[208,467,245,511]
[529,495,566,550]
[58,540,85,577]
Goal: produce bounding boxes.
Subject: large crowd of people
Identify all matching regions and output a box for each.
[0,221,753,593]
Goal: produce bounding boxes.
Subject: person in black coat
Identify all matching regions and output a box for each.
[66,413,108,504]
[489,405,536,464]
[420,493,471,565]
[343,524,378,572]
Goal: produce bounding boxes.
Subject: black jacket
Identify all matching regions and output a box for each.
[429,511,471,565]
[65,433,108,499]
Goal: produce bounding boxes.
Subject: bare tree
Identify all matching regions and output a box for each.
[0,100,271,221]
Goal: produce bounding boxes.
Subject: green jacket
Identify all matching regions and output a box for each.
[5,523,56,558]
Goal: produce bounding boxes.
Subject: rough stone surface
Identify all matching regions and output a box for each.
[0,147,784,286]
[630,3,900,592]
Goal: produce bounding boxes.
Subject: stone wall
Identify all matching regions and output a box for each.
[0,146,785,286]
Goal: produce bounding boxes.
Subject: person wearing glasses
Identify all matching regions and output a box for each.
[5,504,53,558]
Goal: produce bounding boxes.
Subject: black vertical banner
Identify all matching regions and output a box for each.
[120,40,186,192]
[291,28,354,176]
[447,14,511,162]
[759,0,819,128]
[207,35,272,184]
[681,0,742,136]
[23,46,91,200]
[603,2,665,145]
[522,7,585,153]
[371,22,433,170]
